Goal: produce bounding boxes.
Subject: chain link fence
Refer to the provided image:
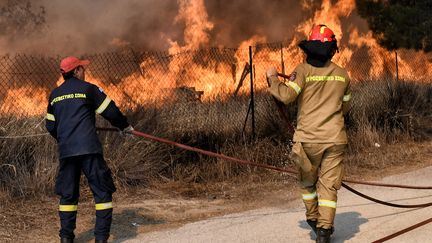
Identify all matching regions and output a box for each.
[0,41,430,138]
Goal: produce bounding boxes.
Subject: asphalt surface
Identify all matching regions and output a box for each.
[120,166,432,243]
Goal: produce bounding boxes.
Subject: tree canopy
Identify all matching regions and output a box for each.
[356,0,432,52]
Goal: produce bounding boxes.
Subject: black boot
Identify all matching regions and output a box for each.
[95,240,107,243]
[316,228,332,243]
[60,238,73,243]
[307,219,317,234]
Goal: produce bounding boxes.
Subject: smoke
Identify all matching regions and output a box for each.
[206,0,305,47]
[0,0,368,55]
[0,0,181,55]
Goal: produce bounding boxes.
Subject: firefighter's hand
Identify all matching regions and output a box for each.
[266,67,278,78]
[120,125,134,137]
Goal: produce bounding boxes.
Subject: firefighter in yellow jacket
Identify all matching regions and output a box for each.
[267,25,351,243]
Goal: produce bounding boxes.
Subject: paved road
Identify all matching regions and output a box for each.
[120,166,432,243]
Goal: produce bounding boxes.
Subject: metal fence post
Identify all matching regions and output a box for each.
[249,46,255,139]
[395,51,399,83]
[280,43,286,81]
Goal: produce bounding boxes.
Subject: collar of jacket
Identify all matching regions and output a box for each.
[64,77,81,82]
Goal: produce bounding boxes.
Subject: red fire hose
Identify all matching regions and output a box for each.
[97,127,432,241]
[98,127,432,201]
[277,72,292,79]
[372,216,432,242]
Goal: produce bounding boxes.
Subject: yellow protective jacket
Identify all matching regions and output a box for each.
[268,61,351,143]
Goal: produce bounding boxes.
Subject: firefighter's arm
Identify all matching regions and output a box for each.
[45,99,57,139]
[342,75,352,115]
[92,85,130,130]
[267,67,304,105]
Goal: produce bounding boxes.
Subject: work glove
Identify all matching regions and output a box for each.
[266,67,278,79]
[120,125,134,137]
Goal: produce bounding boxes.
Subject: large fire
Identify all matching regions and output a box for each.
[1,86,49,116]
[1,0,431,116]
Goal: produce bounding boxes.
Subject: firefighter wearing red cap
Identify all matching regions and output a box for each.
[267,25,352,243]
[46,56,134,243]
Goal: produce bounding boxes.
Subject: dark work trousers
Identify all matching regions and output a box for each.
[55,154,116,241]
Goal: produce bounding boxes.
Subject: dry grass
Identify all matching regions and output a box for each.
[0,77,431,242]
[347,80,431,155]
[0,117,57,201]
[0,79,430,203]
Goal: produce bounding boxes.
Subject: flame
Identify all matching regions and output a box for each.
[397,52,432,81]
[297,0,355,41]
[235,35,267,63]
[0,86,49,116]
[3,0,431,116]
[347,29,391,79]
[168,0,213,54]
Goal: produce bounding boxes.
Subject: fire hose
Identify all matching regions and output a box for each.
[277,72,294,80]
[372,217,432,243]
[98,127,432,241]
[98,127,432,207]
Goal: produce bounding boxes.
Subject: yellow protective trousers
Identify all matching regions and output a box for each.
[291,142,346,229]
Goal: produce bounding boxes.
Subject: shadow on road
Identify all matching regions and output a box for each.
[75,208,164,243]
[299,211,368,242]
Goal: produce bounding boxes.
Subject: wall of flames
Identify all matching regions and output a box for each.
[1,0,431,117]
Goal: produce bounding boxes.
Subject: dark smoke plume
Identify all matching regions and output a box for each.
[0,0,367,55]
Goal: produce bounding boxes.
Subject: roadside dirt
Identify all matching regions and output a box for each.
[1,141,431,242]
[125,165,432,243]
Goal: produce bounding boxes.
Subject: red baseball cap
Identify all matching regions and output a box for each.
[60,56,90,73]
